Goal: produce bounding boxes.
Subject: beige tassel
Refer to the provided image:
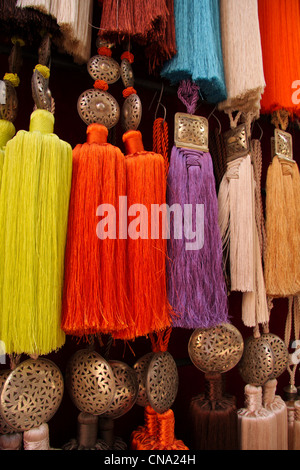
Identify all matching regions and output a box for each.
[263,379,288,450]
[238,384,277,450]
[23,423,50,450]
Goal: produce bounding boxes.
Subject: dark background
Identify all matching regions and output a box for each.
[0,0,299,450]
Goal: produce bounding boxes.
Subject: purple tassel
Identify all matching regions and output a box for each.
[167,145,229,328]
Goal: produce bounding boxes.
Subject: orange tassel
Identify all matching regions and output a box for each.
[61,123,131,338]
[113,130,172,340]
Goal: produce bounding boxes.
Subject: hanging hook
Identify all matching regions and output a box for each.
[154,83,167,123]
[207,105,222,135]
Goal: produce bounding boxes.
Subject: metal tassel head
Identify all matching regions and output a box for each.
[188,323,244,374]
[0,80,18,122]
[174,112,209,152]
[238,336,275,386]
[0,358,64,432]
[121,93,142,132]
[77,88,120,128]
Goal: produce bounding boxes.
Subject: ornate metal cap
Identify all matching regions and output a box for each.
[238,336,275,386]
[146,352,179,414]
[0,358,64,432]
[87,55,120,84]
[224,124,250,162]
[31,69,52,111]
[65,349,115,416]
[274,129,294,162]
[0,80,18,122]
[188,323,244,374]
[262,333,289,379]
[120,58,134,88]
[133,352,155,407]
[121,93,142,131]
[101,361,138,420]
[77,88,120,128]
[174,113,209,152]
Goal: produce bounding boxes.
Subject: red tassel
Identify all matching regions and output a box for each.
[113,130,172,340]
[61,123,131,338]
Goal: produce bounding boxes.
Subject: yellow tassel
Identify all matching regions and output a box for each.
[265,156,300,297]
[0,109,72,355]
[0,119,16,186]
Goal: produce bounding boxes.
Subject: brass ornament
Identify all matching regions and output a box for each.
[77,88,120,128]
[0,358,64,432]
[0,80,18,122]
[274,128,294,162]
[174,112,209,152]
[120,58,134,88]
[262,333,289,379]
[101,361,138,420]
[133,352,155,407]
[66,349,115,416]
[0,370,15,434]
[87,55,120,84]
[188,323,244,374]
[31,69,52,112]
[146,352,179,414]
[238,336,275,386]
[121,93,142,131]
[224,124,250,162]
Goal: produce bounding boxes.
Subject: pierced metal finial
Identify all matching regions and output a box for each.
[274,129,294,162]
[174,112,209,152]
[77,88,120,128]
[0,80,18,122]
[188,323,244,374]
[0,358,64,432]
[65,349,115,416]
[121,93,142,131]
[224,124,250,161]
[238,336,275,386]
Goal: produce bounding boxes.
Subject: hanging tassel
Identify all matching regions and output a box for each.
[188,373,238,450]
[0,433,22,450]
[218,0,265,119]
[238,384,278,450]
[167,80,228,329]
[0,119,15,184]
[131,407,188,450]
[0,109,72,355]
[258,0,300,118]
[263,379,288,450]
[61,123,131,339]
[161,0,227,103]
[113,129,172,340]
[16,0,93,64]
[23,423,50,450]
[63,412,110,451]
[264,155,300,297]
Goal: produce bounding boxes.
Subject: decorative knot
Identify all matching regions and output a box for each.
[121,51,134,63]
[94,79,109,91]
[3,73,20,87]
[123,86,136,98]
[97,46,112,57]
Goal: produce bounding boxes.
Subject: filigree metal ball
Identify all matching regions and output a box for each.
[0,370,15,434]
[188,323,244,374]
[87,55,120,84]
[31,70,52,111]
[77,89,120,128]
[120,58,134,88]
[262,333,289,379]
[121,94,142,131]
[0,80,18,122]
[65,349,115,416]
[133,352,155,407]
[101,361,138,420]
[146,352,179,414]
[238,336,275,386]
[0,358,64,432]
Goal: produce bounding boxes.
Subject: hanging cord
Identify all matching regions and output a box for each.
[284,296,300,391]
[177,80,200,115]
[251,139,267,261]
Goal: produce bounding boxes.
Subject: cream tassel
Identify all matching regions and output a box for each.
[23,423,50,450]
[263,379,288,450]
[238,384,277,450]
